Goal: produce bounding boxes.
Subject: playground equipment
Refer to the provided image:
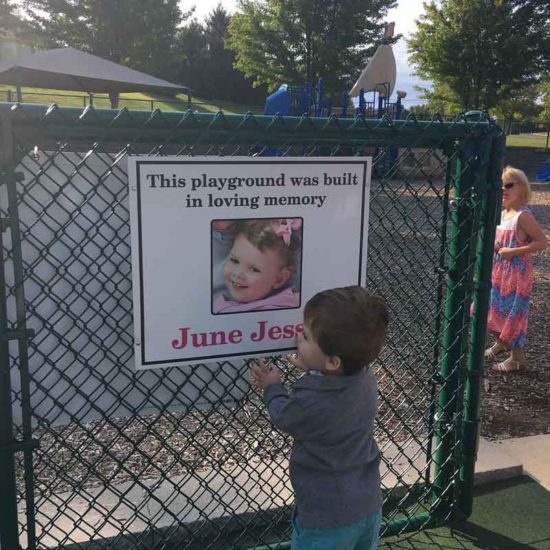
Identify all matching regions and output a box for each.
[535,159,550,182]
[264,78,406,120]
[264,22,404,121]
[263,23,405,176]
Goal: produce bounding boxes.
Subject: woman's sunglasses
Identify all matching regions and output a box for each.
[503,182,516,189]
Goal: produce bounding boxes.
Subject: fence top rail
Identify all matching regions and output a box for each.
[0,102,503,150]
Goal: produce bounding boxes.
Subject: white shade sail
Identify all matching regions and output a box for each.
[349,44,397,99]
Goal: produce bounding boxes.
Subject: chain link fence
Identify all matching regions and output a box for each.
[0,103,504,549]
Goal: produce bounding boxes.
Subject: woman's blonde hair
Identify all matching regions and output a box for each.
[502,165,531,204]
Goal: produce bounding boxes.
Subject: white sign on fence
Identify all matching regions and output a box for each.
[128,157,372,369]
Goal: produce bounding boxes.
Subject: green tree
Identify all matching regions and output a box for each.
[175,5,266,105]
[406,103,438,120]
[0,0,18,34]
[414,82,462,116]
[227,0,397,93]
[538,78,550,125]
[175,19,208,93]
[0,0,37,48]
[408,0,549,111]
[493,85,541,134]
[203,5,266,103]
[23,0,186,78]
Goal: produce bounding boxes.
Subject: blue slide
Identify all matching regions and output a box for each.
[535,159,550,182]
[264,84,291,115]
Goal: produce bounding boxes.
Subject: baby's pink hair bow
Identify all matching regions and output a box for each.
[274,218,302,246]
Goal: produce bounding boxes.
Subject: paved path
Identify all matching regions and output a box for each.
[496,434,550,490]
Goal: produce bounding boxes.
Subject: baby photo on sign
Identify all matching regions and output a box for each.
[211,217,303,314]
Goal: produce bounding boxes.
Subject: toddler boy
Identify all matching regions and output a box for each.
[250,286,389,550]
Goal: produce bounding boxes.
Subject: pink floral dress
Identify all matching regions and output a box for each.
[487,208,533,348]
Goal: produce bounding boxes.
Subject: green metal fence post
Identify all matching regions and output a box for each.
[424,155,454,489]
[431,135,479,524]
[458,129,505,518]
[7,166,39,549]
[0,287,20,549]
[0,113,20,550]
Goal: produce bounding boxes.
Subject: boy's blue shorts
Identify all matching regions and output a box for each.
[291,508,382,550]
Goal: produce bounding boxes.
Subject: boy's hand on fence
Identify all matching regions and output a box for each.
[250,360,281,389]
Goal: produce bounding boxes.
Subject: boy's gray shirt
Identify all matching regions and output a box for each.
[263,367,382,529]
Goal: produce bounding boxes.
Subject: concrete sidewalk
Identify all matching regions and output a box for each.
[495,434,550,491]
[471,437,522,486]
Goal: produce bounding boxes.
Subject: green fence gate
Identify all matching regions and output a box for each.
[0,103,504,550]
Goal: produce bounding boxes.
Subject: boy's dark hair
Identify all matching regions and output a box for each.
[304,286,389,375]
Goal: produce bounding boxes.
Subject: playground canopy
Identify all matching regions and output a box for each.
[349,43,397,99]
[0,47,187,105]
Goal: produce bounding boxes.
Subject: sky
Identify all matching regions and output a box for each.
[181,0,432,105]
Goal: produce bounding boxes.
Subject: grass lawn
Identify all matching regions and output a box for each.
[506,133,549,149]
[0,85,264,115]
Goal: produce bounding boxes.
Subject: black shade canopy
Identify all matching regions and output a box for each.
[0,47,187,95]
